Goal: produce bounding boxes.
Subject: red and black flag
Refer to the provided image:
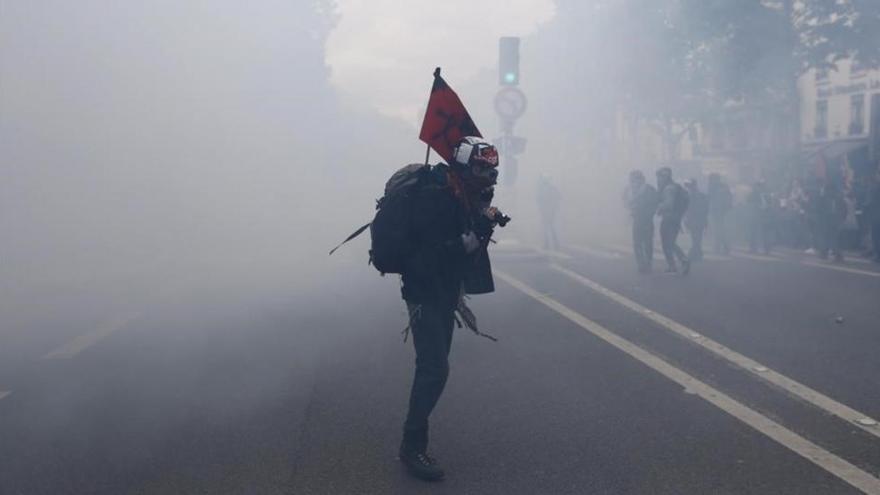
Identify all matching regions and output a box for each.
[419,68,482,163]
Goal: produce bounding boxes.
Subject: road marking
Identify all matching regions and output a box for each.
[43,312,141,360]
[0,390,11,401]
[606,243,729,262]
[731,248,880,276]
[799,260,880,278]
[568,245,622,260]
[549,263,880,439]
[530,247,573,260]
[496,270,880,494]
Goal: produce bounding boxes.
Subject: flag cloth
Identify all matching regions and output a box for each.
[419,68,482,163]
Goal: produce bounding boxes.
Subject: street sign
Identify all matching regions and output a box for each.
[494,87,528,120]
[494,135,527,155]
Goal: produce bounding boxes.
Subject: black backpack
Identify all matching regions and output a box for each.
[329,163,430,275]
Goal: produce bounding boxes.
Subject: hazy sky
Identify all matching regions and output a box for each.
[326,0,556,125]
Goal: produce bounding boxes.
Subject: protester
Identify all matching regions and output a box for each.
[656,167,691,275]
[707,173,733,255]
[623,170,659,273]
[746,180,773,255]
[536,175,562,250]
[684,179,709,261]
[813,179,847,262]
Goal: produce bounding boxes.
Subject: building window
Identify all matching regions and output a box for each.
[815,100,828,139]
[815,67,829,84]
[850,94,865,135]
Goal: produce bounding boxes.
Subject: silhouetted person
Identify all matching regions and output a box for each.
[623,170,658,273]
[814,180,847,262]
[746,180,773,254]
[684,179,709,261]
[707,173,732,255]
[536,175,562,250]
[868,172,880,263]
[656,167,690,275]
[397,136,501,481]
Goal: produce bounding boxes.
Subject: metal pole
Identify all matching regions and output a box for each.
[424,144,431,165]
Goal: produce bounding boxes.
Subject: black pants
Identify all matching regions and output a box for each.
[816,222,843,260]
[402,301,455,453]
[632,218,654,271]
[711,214,730,254]
[542,218,560,250]
[660,218,687,269]
[689,226,705,261]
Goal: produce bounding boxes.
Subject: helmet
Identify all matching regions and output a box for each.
[452,136,499,187]
[452,136,499,169]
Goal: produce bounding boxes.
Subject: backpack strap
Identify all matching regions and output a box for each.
[328,221,372,256]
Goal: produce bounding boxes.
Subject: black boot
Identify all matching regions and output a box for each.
[399,446,445,481]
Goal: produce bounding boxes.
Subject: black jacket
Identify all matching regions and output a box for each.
[401,164,492,309]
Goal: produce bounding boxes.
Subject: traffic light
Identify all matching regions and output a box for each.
[499,37,520,86]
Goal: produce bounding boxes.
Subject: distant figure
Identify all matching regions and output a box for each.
[746,180,773,254]
[623,170,659,273]
[684,179,709,262]
[656,167,691,275]
[707,173,732,255]
[814,180,847,262]
[536,175,562,250]
[869,171,880,263]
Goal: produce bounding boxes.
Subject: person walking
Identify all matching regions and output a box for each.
[656,167,691,275]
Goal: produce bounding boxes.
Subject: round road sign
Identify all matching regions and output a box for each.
[494,87,528,120]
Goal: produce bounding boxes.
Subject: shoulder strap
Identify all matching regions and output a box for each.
[328,222,371,256]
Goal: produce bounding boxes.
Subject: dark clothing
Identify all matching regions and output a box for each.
[746,186,773,254]
[708,181,732,255]
[537,179,562,250]
[625,183,659,271]
[657,181,689,270]
[402,302,455,453]
[660,218,688,269]
[813,187,847,260]
[400,165,470,310]
[632,218,654,272]
[398,163,492,455]
[685,190,708,261]
[869,183,880,261]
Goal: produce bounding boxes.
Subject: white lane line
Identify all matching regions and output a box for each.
[731,248,880,276]
[606,243,729,262]
[530,247,573,260]
[549,263,880,439]
[0,390,11,401]
[568,245,622,260]
[43,312,141,360]
[773,247,874,265]
[799,260,880,278]
[496,270,880,494]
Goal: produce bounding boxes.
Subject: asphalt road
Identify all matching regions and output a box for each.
[1,238,879,494]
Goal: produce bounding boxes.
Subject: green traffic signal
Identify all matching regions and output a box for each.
[503,72,517,84]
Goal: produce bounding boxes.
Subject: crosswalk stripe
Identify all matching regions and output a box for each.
[497,270,880,494]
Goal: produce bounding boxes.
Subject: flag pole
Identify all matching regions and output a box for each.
[424,67,441,166]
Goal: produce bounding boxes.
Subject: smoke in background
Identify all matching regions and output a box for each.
[0,1,415,305]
